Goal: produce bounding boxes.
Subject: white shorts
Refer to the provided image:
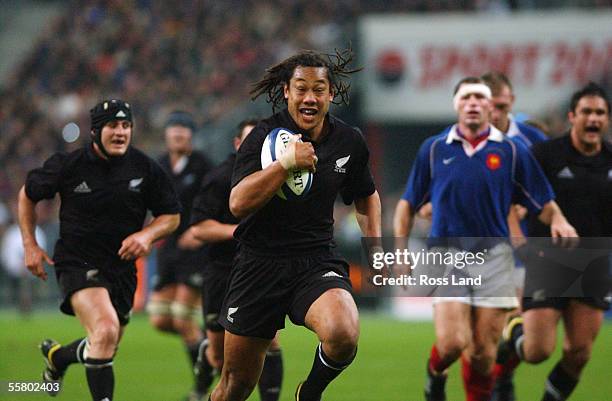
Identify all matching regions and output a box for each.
[512,266,525,292]
[428,242,519,309]
[433,296,518,309]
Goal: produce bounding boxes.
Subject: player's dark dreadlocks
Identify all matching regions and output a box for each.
[250,47,361,112]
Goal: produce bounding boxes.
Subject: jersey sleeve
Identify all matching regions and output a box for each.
[512,142,555,214]
[231,125,267,188]
[25,153,66,202]
[191,173,227,225]
[146,160,181,216]
[519,122,549,146]
[340,131,376,205]
[400,139,433,209]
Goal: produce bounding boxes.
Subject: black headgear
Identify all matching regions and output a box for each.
[89,99,133,158]
[164,110,196,132]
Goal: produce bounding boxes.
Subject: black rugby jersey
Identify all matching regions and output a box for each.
[528,135,612,237]
[158,150,212,245]
[191,153,239,265]
[231,109,376,254]
[25,144,180,270]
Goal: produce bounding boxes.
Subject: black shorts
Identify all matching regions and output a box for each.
[522,246,611,311]
[55,264,137,325]
[153,247,205,291]
[202,261,232,332]
[522,296,610,311]
[218,247,353,340]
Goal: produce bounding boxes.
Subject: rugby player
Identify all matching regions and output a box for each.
[480,71,549,401]
[503,82,612,401]
[146,110,212,399]
[181,119,284,401]
[208,49,381,401]
[18,99,180,401]
[393,77,576,401]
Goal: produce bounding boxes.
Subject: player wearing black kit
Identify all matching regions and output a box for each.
[503,82,612,401]
[180,119,283,401]
[207,49,382,401]
[18,99,180,401]
[146,111,212,399]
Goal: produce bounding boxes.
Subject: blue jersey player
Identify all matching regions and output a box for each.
[481,71,549,401]
[393,77,576,401]
[483,71,548,149]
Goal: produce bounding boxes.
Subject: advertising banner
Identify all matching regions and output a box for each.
[360,12,612,122]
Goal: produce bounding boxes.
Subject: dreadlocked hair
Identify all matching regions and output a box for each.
[250,47,361,112]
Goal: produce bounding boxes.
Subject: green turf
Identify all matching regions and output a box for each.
[0,311,610,400]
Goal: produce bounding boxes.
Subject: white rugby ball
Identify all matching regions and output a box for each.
[260,127,313,200]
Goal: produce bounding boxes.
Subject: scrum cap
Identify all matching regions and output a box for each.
[89,99,133,158]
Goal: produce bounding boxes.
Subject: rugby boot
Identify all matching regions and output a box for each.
[40,339,65,396]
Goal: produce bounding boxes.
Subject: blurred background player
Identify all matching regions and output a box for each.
[1,204,47,315]
[480,71,550,401]
[481,71,548,149]
[393,77,576,401]
[210,48,381,401]
[180,119,284,401]
[503,82,612,401]
[18,99,180,401]
[147,110,213,400]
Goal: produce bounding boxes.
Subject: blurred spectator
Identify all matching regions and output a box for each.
[1,0,610,245]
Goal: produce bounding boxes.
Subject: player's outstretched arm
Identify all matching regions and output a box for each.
[17,185,53,280]
[537,200,578,239]
[176,227,204,250]
[230,139,316,218]
[185,219,237,244]
[354,190,382,237]
[118,213,180,260]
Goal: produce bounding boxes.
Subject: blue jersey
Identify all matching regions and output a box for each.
[505,117,548,236]
[506,117,548,149]
[402,124,554,238]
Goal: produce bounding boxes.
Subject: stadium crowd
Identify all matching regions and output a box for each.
[2,0,611,221]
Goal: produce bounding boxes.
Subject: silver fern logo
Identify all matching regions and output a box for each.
[334,155,350,173]
[128,178,143,192]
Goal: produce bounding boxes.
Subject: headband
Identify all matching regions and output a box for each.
[453,83,492,111]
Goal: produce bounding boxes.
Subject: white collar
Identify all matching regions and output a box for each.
[445,124,504,144]
[505,115,521,138]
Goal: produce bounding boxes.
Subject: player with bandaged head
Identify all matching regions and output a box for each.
[18,99,181,401]
[394,77,576,401]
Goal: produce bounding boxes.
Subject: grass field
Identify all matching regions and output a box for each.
[0,311,610,401]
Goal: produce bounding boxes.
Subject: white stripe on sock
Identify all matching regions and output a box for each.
[317,343,346,371]
[515,335,525,360]
[76,338,88,364]
[545,379,564,400]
